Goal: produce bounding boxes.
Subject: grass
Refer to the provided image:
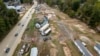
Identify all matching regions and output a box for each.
[86,44,98,56]
[39,43,50,56]
[86,35,95,41]
[65,40,82,56]
[57,45,65,56]
[49,20,59,32]
[52,39,65,56]
[72,26,85,34]
[56,15,61,20]
[25,14,37,36]
[13,42,23,56]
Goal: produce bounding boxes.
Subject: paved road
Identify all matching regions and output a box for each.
[0,1,37,56]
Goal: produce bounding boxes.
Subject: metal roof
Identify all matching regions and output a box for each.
[30,47,38,56]
[6,5,22,10]
[41,16,48,27]
[15,5,22,10]
[7,6,16,9]
[74,40,93,56]
[95,43,100,50]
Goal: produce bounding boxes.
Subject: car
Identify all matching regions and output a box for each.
[15,33,18,37]
[22,24,24,27]
[5,48,10,53]
[43,38,48,41]
[20,49,24,55]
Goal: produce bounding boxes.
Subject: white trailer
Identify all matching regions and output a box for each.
[44,28,51,35]
[30,47,38,56]
[40,28,51,36]
[39,23,49,32]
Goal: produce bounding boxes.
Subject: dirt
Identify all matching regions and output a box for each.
[17,3,100,56]
[63,47,71,56]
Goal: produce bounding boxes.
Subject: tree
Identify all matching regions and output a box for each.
[71,0,80,11]
[0,1,19,41]
[89,1,100,27]
[22,0,33,4]
[44,0,53,6]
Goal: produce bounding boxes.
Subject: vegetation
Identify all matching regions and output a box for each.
[26,14,36,36]
[20,0,33,4]
[66,40,82,56]
[44,0,100,32]
[0,0,19,41]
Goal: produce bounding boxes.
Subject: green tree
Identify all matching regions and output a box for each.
[71,0,80,11]
[0,1,19,41]
[23,0,33,4]
[89,1,100,27]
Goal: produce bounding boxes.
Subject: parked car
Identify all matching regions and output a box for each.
[15,33,18,37]
[5,48,10,53]
[22,24,24,27]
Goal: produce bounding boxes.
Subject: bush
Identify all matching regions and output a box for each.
[68,10,76,18]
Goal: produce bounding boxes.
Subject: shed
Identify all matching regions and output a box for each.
[74,40,93,56]
[6,5,22,12]
[30,47,38,56]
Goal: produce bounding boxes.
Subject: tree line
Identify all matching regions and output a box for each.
[20,0,33,4]
[0,0,19,41]
[44,0,100,32]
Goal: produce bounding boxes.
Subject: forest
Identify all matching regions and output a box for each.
[0,0,19,41]
[44,0,100,32]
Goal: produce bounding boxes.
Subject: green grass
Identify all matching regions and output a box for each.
[25,14,37,36]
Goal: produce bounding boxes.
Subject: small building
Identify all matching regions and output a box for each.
[41,16,49,27]
[6,5,23,12]
[94,43,100,55]
[74,40,93,56]
[6,5,16,9]
[15,5,23,12]
[30,47,38,56]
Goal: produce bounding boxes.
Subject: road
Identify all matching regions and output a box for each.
[0,1,37,56]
